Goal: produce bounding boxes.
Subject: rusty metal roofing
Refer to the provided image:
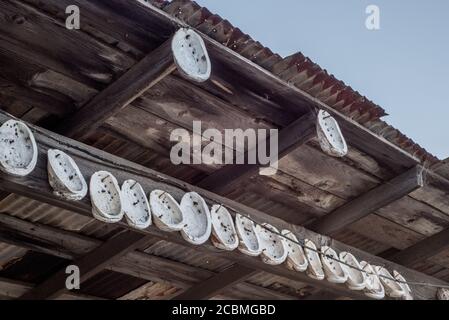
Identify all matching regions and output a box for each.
[150,0,439,165]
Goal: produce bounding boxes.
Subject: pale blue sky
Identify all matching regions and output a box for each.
[196,0,448,159]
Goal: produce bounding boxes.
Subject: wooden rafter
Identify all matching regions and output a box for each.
[55,38,176,139]
[309,165,424,235]
[130,0,420,174]
[0,213,297,300]
[19,231,154,300]
[390,228,449,267]
[0,111,445,300]
[191,111,316,298]
[198,111,316,192]
[0,277,103,300]
[173,264,257,300]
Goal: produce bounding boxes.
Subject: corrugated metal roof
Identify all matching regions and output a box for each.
[150,0,439,165]
[0,194,92,232]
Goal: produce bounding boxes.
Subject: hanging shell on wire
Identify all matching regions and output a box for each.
[47,149,87,201]
[316,110,348,157]
[149,190,184,232]
[281,230,308,272]
[210,205,239,251]
[235,214,262,257]
[0,120,37,176]
[180,192,212,245]
[121,179,152,230]
[89,171,123,223]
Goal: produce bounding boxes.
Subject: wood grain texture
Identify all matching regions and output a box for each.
[0,277,102,300]
[390,228,449,267]
[309,165,424,235]
[19,231,152,300]
[0,110,445,300]
[56,39,175,139]
[197,111,316,193]
[0,213,297,300]
[173,264,257,300]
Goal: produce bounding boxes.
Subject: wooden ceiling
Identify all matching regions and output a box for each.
[0,0,448,300]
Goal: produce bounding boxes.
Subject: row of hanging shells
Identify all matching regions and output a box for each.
[0,120,412,300]
[86,168,414,300]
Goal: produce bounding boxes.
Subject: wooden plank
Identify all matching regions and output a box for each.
[0,213,298,300]
[198,111,316,192]
[56,38,176,139]
[123,0,420,173]
[3,0,447,227]
[309,165,424,235]
[19,230,152,299]
[193,111,315,296]
[0,277,102,300]
[390,228,449,267]
[174,264,257,300]
[0,111,445,300]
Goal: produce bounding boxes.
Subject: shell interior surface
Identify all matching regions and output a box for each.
[172,28,211,82]
[180,192,212,245]
[47,149,87,200]
[316,110,348,157]
[0,120,37,176]
[339,252,366,290]
[437,288,449,300]
[149,190,184,232]
[121,180,151,230]
[304,239,325,280]
[375,266,405,299]
[281,230,308,272]
[360,261,385,300]
[171,28,211,82]
[393,270,413,300]
[320,246,348,284]
[210,205,238,251]
[89,171,123,223]
[256,223,287,265]
[235,214,261,256]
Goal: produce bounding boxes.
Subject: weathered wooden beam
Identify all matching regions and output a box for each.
[0,277,102,300]
[309,165,424,235]
[55,39,174,139]
[194,111,316,296]
[198,111,316,192]
[19,231,152,300]
[390,228,449,267]
[173,264,257,300]
[0,213,296,300]
[56,28,211,139]
[127,0,420,174]
[0,111,445,300]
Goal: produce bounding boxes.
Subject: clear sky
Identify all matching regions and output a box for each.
[196,0,448,159]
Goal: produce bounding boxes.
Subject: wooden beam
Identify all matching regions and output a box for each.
[173,264,257,300]
[0,213,297,300]
[0,111,445,300]
[55,38,176,139]
[0,277,102,300]
[390,228,449,266]
[309,165,424,235]
[198,111,316,192]
[127,0,421,174]
[193,111,315,296]
[19,231,152,300]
